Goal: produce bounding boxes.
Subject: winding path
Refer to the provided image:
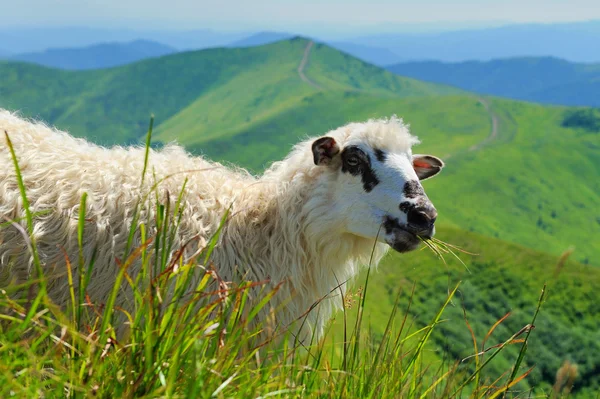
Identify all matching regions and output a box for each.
[297,41,322,90]
[296,41,498,159]
[444,97,499,160]
[470,97,499,151]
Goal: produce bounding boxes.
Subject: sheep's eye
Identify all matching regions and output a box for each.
[346,156,360,167]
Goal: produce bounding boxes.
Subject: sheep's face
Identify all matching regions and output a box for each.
[312,135,443,253]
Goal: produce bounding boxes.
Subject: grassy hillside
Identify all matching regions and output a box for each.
[152,39,458,147]
[1,45,284,145]
[327,225,600,396]
[0,38,457,146]
[427,98,600,266]
[193,93,491,171]
[386,57,600,107]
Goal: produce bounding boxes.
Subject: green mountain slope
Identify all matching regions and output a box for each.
[153,40,459,146]
[327,225,600,396]
[386,57,600,107]
[193,93,491,171]
[0,38,457,146]
[427,98,600,266]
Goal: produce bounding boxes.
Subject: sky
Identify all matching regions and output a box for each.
[3,0,600,35]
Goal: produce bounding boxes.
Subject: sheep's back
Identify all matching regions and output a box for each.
[0,110,257,309]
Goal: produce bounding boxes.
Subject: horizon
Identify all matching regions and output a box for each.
[4,0,600,37]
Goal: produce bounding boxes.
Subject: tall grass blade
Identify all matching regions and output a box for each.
[4,131,47,328]
[502,284,546,398]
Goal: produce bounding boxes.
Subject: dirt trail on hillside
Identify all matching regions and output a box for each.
[444,97,499,160]
[470,97,499,151]
[298,41,322,90]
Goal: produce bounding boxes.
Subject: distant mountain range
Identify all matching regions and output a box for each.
[349,20,600,63]
[10,40,176,70]
[328,42,402,66]
[2,20,599,63]
[387,57,600,107]
[0,27,248,53]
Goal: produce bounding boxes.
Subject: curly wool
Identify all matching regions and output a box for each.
[0,110,418,343]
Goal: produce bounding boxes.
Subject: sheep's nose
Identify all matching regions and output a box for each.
[406,205,437,237]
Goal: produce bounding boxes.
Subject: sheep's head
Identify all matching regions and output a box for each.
[311,118,443,253]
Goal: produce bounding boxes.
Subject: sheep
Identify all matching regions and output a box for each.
[0,109,444,344]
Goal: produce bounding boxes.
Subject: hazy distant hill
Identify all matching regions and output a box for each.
[0,27,247,53]
[350,20,600,63]
[387,57,600,107]
[228,31,295,47]
[328,41,402,65]
[11,40,177,70]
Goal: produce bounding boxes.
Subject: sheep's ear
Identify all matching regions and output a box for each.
[412,154,444,180]
[312,137,340,166]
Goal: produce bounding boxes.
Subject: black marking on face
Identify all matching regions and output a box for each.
[374,148,386,163]
[383,216,400,235]
[403,181,425,199]
[399,201,413,213]
[341,146,380,193]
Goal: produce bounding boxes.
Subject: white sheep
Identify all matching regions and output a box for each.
[0,110,443,344]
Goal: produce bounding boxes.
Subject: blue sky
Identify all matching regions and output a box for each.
[5,0,600,34]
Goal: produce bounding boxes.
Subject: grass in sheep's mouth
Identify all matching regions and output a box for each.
[418,236,477,273]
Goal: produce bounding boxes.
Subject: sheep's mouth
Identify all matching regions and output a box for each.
[383,216,432,253]
[386,228,421,253]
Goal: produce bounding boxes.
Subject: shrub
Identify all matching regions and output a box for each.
[561,109,600,132]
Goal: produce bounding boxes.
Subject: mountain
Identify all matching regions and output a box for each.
[348,20,600,63]
[0,27,248,53]
[11,40,177,70]
[1,36,599,394]
[0,38,457,145]
[229,34,404,66]
[387,57,600,107]
[152,39,459,151]
[228,31,295,47]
